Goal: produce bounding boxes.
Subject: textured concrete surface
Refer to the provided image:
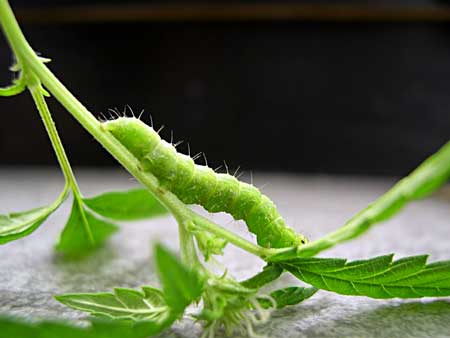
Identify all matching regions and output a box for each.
[0,168,449,337]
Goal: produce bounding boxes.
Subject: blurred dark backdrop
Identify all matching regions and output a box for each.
[1,1,450,175]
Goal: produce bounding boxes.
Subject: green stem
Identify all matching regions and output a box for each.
[178,221,200,267]
[53,182,71,212]
[0,0,191,255]
[191,213,278,259]
[295,140,450,258]
[28,80,95,244]
[0,0,161,202]
[0,72,25,96]
[28,83,78,192]
[6,0,447,267]
[0,0,282,265]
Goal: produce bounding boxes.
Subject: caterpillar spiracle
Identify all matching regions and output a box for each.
[103,117,307,248]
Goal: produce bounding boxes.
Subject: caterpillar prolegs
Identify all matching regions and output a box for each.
[103,117,307,248]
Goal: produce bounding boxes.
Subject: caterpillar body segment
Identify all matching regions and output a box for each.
[104,117,307,248]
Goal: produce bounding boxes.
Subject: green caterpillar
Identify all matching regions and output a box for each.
[103,117,307,248]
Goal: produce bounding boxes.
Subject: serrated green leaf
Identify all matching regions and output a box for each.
[55,287,170,321]
[240,264,283,289]
[154,244,204,313]
[282,254,450,299]
[0,191,66,244]
[83,189,167,221]
[0,316,167,338]
[258,286,318,309]
[56,245,203,324]
[55,200,118,255]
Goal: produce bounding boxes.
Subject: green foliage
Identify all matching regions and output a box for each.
[258,286,318,309]
[294,140,450,258]
[240,264,283,289]
[2,1,450,336]
[154,243,204,313]
[55,200,118,255]
[281,254,450,298]
[83,189,167,221]
[0,190,66,244]
[0,186,167,254]
[0,317,168,338]
[0,206,58,244]
[55,287,169,321]
[196,276,259,337]
[56,244,203,322]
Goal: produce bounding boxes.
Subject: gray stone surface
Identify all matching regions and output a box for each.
[1,168,450,337]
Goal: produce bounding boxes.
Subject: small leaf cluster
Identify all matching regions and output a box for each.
[54,249,317,338]
[0,188,167,255]
[55,244,203,336]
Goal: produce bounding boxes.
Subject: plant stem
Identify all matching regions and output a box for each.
[28,80,95,244]
[295,139,450,258]
[7,0,448,266]
[0,0,283,264]
[28,83,78,192]
[0,72,25,96]
[0,0,163,204]
[178,221,200,267]
[0,0,196,259]
[191,213,278,259]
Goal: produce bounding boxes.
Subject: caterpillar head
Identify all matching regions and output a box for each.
[103,117,160,161]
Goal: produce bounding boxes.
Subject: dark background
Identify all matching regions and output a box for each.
[1,1,450,175]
